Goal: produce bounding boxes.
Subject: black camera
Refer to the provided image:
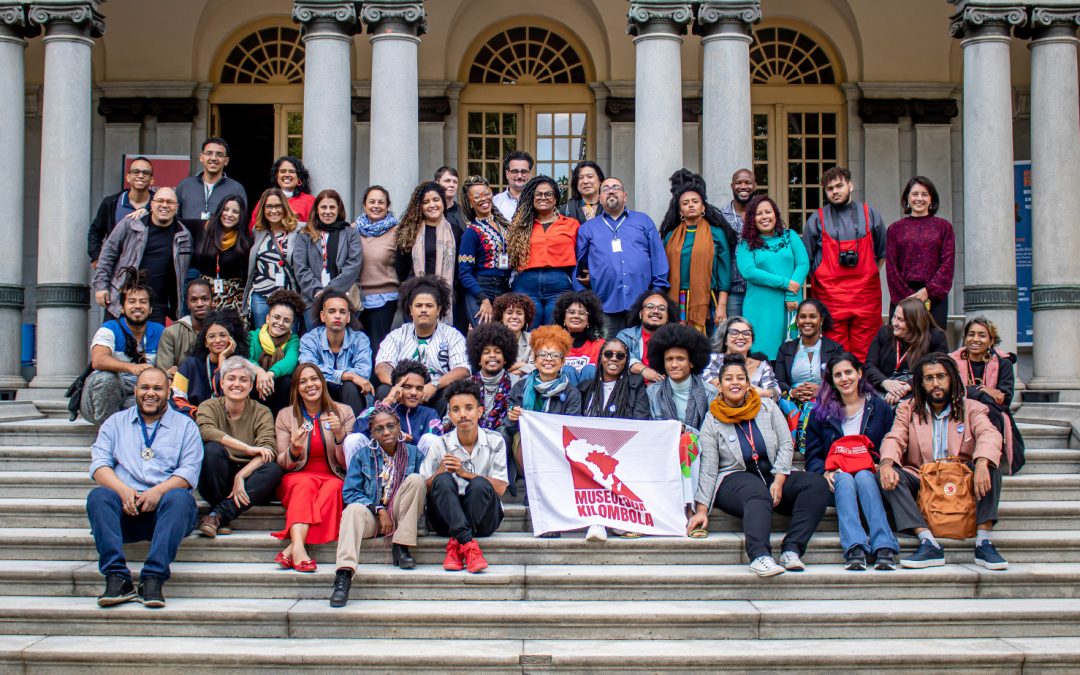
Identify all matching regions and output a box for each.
[838,248,859,267]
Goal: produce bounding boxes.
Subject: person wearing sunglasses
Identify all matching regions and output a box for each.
[578,338,649,420]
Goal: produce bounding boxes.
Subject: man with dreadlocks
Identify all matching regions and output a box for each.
[331,403,426,607]
[879,353,1007,571]
[82,268,166,425]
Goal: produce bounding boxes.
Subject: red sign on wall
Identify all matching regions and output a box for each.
[122,154,192,191]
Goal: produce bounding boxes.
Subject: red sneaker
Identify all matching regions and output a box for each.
[461,540,488,574]
[443,538,464,571]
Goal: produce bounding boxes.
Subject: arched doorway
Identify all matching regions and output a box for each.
[749,22,845,230]
[458,21,596,194]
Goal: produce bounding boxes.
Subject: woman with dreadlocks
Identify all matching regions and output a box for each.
[330,403,426,607]
[659,169,737,333]
[458,175,513,325]
[508,175,580,328]
[577,338,649,420]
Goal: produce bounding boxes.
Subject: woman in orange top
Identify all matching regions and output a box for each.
[507,176,580,328]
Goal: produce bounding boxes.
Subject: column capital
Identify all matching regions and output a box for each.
[0,4,32,40]
[148,97,198,124]
[27,1,105,38]
[1032,285,1080,311]
[858,98,908,125]
[909,98,960,125]
[361,1,426,37]
[292,1,359,35]
[97,97,147,124]
[694,1,760,38]
[627,1,694,37]
[1029,6,1080,41]
[948,1,1026,40]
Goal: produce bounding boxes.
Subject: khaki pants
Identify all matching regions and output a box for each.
[335,473,426,571]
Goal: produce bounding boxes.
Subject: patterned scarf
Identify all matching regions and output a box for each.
[655,375,710,429]
[354,212,399,238]
[473,371,512,429]
[521,370,570,412]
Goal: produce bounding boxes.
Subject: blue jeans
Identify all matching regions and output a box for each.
[727,290,745,319]
[465,275,511,327]
[511,268,573,328]
[833,470,899,555]
[86,486,197,581]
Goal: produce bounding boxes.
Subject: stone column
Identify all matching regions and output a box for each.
[294,1,358,206]
[362,1,424,210]
[0,6,28,388]
[1028,7,1080,393]
[949,2,1026,354]
[28,2,104,389]
[351,95,370,216]
[628,2,692,225]
[696,1,759,193]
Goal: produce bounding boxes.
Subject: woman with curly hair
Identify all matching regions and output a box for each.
[659,169,737,333]
[458,175,512,325]
[248,156,315,229]
[172,309,250,409]
[353,186,400,352]
[507,175,580,328]
[247,289,305,413]
[736,194,809,359]
[466,322,519,431]
[393,182,458,295]
[493,292,537,375]
[554,289,604,379]
[242,187,302,330]
[192,196,251,315]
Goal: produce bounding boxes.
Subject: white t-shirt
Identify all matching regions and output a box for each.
[91,327,158,365]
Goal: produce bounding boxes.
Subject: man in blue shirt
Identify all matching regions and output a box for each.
[299,291,374,416]
[575,177,670,337]
[86,367,203,608]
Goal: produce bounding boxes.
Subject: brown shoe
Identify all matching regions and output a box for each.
[217,524,233,535]
[198,514,221,538]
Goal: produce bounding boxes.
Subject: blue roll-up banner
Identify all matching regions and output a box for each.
[1015,161,1033,346]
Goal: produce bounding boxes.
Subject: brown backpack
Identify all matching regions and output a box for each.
[917,457,977,540]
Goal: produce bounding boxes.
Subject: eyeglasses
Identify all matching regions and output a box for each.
[277,168,298,175]
[564,309,588,317]
[151,199,177,206]
[600,185,624,194]
[202,150,227,158]
[643,303,668,312]
[602,350,627,361]
[507,169,530,176]
[128,168,152,177]
[728,329,753,338]
[371,422,400,434]
[535,191,557,200]
[264,204,284,211]
[536,350,563,361]
[267,313,292,325]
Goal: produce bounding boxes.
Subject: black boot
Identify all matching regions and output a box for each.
[392,543,416,569]
[329,568,353,608]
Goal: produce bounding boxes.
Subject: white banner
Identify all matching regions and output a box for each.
[520,411,686,537]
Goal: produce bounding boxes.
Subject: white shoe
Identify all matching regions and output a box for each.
[749,556,785,577]
[586,525,608,542]
[779,550,806,571]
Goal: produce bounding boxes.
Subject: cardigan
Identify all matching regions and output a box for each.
[802,393,894,474]
[274,402,357,479]
[773,336,845,393]
[195,397,277,463]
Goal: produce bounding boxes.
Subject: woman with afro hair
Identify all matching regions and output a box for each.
[554,289,604,381]
[493,292,537,375]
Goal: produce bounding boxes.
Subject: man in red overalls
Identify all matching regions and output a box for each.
[802,167,887,361]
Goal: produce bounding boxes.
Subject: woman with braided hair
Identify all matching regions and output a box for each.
[331,403,426,607]
[577,338,649,420]
[458,175,513,325]
[508,175,580,328]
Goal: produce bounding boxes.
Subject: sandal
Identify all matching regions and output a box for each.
[688,528,710,539]
[294,558,318,573]
[619,531,644,539]
[274,551,294,570]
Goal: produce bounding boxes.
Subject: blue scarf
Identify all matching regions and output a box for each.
[521,370,571,412]
[353,212,399,238]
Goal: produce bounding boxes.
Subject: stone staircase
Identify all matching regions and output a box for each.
[0,409,1079,672]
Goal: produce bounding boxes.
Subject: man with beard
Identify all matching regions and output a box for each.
[86,367,203,608]
[156,278,213,375]
[617,289,677,383]
[81,273,166,425]
[718,169,756,318]
[879,353,1007,571]
[299,291,374,416]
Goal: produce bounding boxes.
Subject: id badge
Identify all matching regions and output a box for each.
[274,268,285,288]
[497,253,509,269]
[321,269,331,286]
[200,211,212,221]
[611,239,623,253]
[213,278,224,295]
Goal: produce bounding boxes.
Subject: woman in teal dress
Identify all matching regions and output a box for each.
[735,195,809,359]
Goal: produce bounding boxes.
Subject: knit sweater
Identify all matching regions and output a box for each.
[196,397,277,463]
[357,227,400,296]
[885,215,956,303]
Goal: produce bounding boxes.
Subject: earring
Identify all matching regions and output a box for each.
[367,435,379,449]
[398,432,407,442]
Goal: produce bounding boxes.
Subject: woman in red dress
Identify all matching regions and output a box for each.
[273,363,356,572]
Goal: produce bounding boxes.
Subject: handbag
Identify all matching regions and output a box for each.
[825,434,875,473]
[64,364,94,422]
[917,456,977,539]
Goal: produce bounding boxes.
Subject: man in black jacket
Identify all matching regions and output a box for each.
[88,157,155,266]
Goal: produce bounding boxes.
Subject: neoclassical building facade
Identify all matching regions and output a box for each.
[0,0,1078,397]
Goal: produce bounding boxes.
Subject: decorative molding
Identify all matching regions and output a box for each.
[351,95,371,122]
[0,4,34,38]
[855,98,960,125]
[98,97,198,124]
[1032,285,1080,311]
[909,98,960,125]
[34,284,90,309]
[948,2,1027,39]
[27,2,105,38]
[292,1,357,25]
[695,1,760,36]
[1030,6,1080,28]
[148,97,198,124]
[858,98,908,125]
[361,1,426,37]
[0,284,24,311]
[97,97,147,124]
[417,96,450,122]
[627,1,694,37]
[963,284,1018,312]
[605,96,702,123]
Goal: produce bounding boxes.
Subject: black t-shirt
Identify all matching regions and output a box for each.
[423,223,438,276]
[142,221,177,313]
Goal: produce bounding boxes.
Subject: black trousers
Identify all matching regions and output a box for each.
[375,382,448,416]
[881,463,1001,533]
[327,381,370,417]
[360,303,397,356]
[198,441,284,524]
[714,470,829,560]
[251,374,292,415]
[426,473,503,544]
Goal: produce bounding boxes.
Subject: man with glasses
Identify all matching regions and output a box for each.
[492,151,534,221]
[176,137,248,227]
[93,187,193,322]
[575,177,670,337]
[88,157,156,267]
[618,289,677,383]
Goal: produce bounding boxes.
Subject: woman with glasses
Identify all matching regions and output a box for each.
[242,188,301,331]
[248,156,315,229]
[577,338,649,420]
[507,176,580,328]
[554,290,605,380]
[458,175,513,326]
[704,317,782,401]
[247,289,305,414]
[191,197,251,315]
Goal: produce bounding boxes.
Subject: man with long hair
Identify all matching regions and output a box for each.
[878,353,1007,570]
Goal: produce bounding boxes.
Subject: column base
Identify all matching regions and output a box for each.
[0,376,27,390]
[1026,376,1080,392]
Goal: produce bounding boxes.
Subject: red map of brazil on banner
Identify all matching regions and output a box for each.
[520,412,686,537]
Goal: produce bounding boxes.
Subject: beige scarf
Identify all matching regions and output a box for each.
[411,217,456,290]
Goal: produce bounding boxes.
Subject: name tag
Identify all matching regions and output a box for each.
[321,269,331,286]
[497,253,509,269]
[213,278,224,295]
[274,268,285,288]
[200,211,212,221]
[611,239,623,253]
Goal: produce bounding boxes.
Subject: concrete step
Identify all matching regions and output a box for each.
[0,447,91,471]
[1017,422,1072,448]
[18,560,1080,603]
[0,419,97,446]
[1,528,1076,565]
[0,402,45,424]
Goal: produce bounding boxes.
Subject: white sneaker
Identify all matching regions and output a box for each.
[586,525,608,542]
[749,556,785,577]
[779,550,806,571]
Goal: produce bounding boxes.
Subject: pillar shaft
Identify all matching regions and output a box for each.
[0,12,27,388]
